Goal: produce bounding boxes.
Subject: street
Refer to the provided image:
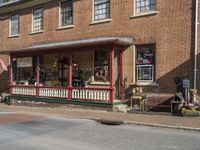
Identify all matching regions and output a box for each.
[0,111,199,150]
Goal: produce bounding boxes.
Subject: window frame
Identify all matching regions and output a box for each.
[134,0,156,15]
[9,13,20,36]
[135,44,156,83]
[32,7,44,33]
[93,0,110,21]
[59,0,73,28]
[92,50,110,84]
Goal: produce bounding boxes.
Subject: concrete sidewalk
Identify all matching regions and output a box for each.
[0,103,199,132]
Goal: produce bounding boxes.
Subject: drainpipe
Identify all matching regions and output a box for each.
[194,0,199,102]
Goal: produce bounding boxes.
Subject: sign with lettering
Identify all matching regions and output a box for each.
[17,57,32,67]
[183,79,190,88]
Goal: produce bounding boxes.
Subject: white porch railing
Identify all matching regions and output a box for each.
[39,87,68,98]
[72,87,110,101]
[11,86,111,102]
[12,86,36,96]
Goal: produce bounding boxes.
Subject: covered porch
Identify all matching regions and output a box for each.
[7,37,133,105]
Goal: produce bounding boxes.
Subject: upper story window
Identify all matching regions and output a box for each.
[136,0,156,14]
[94,0,110,21]
[136,44,155,82]
[10,13,20,36]
[0,0,21,7]
[60,0,73,27]
[32,7,44,32]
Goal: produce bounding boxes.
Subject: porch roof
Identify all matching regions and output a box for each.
[1,36,134,55]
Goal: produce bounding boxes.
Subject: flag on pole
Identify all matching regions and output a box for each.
[0,58,8,71]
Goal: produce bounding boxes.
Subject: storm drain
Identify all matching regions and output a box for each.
[95,119,124,126]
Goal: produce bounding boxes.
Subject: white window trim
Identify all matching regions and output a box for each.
[131,0,159,18]
[133,44,157,86]
[131,81,159,86]
[9,13,20,37]
[58,0,74,29]
[136,64,154,82]
[91,0,111,24]
[31,7,44,34]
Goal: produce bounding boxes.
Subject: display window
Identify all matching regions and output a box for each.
[136,44,155,81]
[94,50,109,82]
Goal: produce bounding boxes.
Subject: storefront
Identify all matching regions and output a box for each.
[6,37,133,106]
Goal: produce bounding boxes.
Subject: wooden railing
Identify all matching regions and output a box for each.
[11,85,111,102]
[72,87,111,101]
[39,86,68,98]
[12,85,36,96]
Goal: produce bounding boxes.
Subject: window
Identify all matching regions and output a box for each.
[60,0,73,27]
[136,0,156,14]
[10,14,20,36]
[94,51,109,82]
[136,45,155,82]
[94,0,110,21]
[32,7,43,32]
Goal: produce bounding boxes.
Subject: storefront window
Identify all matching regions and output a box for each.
[136,44,155,81]
[12,57,34,85]
[94,50,109,82]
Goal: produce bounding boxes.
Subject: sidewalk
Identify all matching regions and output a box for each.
[0,103,200,132]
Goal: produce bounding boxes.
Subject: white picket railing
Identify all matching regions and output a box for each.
[12,86,111,102]
[39,87,68,98]
[72,88,110,101]
[12,86,36,96]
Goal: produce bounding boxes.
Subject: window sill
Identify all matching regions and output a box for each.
[8,34,20,38]
[90,18,112,25]
[57,25,75,30]
[29,30,44,35]
[130,11,159,19]
[132,81,159,86]
[89,81,110,86]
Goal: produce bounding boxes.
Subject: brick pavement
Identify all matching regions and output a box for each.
[0,104,199,129]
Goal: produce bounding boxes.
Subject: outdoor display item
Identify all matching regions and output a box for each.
[181,103,200,117]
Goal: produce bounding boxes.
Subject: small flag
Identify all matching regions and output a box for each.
[0,58,7,71]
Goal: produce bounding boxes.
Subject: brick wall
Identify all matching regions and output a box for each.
[0,0,196,97]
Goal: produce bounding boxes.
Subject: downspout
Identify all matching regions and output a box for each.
[194,0,199,102]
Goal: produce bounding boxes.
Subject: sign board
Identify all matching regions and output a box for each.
[17,57,32,67]
[183,79,190,88]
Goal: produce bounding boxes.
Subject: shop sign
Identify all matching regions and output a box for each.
[17,57,32,67]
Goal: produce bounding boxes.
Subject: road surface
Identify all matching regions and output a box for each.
[0,111,199,150]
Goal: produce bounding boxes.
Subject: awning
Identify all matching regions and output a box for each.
[0,58,7,71]
[0,36,134,55]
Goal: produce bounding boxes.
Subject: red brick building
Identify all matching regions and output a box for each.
[0,0,199,107]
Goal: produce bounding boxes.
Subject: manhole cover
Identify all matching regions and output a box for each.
[95,119,124,126]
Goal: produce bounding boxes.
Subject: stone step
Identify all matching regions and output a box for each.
[112,104,128,113]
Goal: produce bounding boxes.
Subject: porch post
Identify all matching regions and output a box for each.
[110,48,115,103]
[68,53,73,100]
[120,49,125,101]
[36,56,40,97]
[9,56,13,96]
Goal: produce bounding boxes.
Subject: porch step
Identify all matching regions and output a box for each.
[112,104,128,113]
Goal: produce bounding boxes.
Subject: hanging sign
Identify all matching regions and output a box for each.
[17,57,32,67]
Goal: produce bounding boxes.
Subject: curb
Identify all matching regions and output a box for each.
[124,121,200,132]
[87,118,200,132]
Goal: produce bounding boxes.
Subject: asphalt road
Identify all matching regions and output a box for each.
[0,112,200,150]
